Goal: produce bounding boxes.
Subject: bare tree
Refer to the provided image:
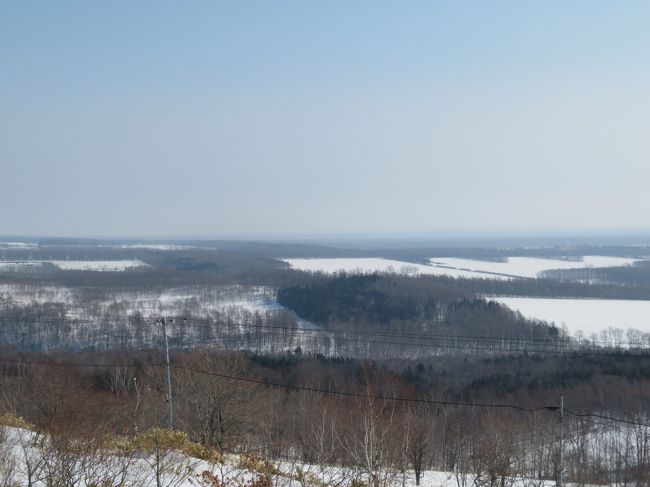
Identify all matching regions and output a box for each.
[12,428,50,487]
[403,404,433,486]
[174,351,260,452]
[338,382,399,487]
[0,426,17,487]
[131,427,202,487]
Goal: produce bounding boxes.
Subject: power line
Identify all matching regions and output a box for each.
[0,355,550,412]
[188,320,577,345]
[170,330,650,359]
[3,355,649,429]
[0,357,161,368]
[564,409,650,429]
[170,364,556,413]
[2,315,644,348]
[4,323,650,358]
[155,364,650,429]
[88,317,650,356]
[11,331,650,360]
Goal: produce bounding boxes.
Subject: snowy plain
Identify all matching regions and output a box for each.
[282,258,512,280]
[116,243,197,250]
[0,262,48,272]
[50,260,149,271]
[491,296,650,337]
[0,259,149,272]
[283,255,642,280]
[0,241,38,249]
[429,256,639,279]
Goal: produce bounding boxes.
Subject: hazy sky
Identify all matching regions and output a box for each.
[2,1,649,238]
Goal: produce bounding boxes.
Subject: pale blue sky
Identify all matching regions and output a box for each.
[2,2,649,238]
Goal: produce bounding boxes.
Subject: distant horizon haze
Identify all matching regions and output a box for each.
[2,226,650,246]
[2,2,649,237]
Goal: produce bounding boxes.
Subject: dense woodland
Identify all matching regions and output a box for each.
[277,273,562,340]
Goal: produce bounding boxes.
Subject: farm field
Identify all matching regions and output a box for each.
[282,257,512,279]
[0,259,149,272]
[491,296,650,338]
[429,256,640,278]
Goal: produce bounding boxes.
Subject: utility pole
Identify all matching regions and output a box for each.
[160,317,174,430]
[558,394,564,487]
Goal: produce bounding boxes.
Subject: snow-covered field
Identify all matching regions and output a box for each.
[3,420,627,487]
[282,258,512,280]
[283,255,641,281]
[492,296,650,337]
[0,262,48,272]
[0,283,285,320]
[0,424,560,487]
[0,241,37,249]
[0,283,76,307]
[430,256,639,279]
[0,259,149,272]
[116,243,197,250]
[50,260,149,271]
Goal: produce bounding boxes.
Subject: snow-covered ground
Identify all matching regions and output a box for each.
[0,424,561,487]
[50,260,149,271]
[0,283,76,307]
[0,262,48,272]
[430,256,639,279]
[283,255,642,281]
[0,259,149,272]
[116,244,197,250]
[282,258,512,280]
[492,296,650,337]
[0,282,320,350]
[0,241,38,249]
[0,283,289,321]
[4,420,629,487]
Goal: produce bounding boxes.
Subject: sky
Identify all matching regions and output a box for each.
[1,1,650,239]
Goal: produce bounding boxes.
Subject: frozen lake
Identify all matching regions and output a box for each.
[491,296,650,337]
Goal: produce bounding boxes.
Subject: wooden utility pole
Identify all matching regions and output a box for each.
[160,317,174,430]
[558,395,564,487]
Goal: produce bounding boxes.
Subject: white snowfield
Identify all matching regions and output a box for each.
[429,256,639,279]
[0,424,558,487]
[282,258,512,280]
[0,262,47,270]
[0,260,149,272]
[491,296,650,337]
[0,283,319,334]
[50,260,149,271]
[283,255,641,281]
[117,244,197,250]
[0,241,38,249]
[0,283,279,318]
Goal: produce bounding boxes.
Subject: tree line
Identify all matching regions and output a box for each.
[2,348,650,486]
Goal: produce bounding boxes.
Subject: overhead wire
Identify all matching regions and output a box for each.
[2,355,649,429]
[0,315,643,348]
